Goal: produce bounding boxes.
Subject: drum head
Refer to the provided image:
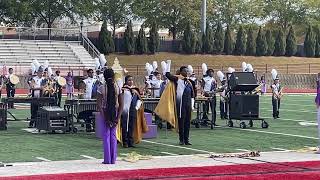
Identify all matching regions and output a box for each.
[10,75,20,85]
[57,77,67,86]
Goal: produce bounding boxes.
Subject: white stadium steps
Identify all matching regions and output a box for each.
[0,39,95,72]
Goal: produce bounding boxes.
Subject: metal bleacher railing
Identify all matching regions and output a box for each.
[0,26,100,75]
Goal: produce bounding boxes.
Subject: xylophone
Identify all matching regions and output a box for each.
[64,99,98,130]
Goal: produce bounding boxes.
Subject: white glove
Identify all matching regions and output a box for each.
[166,60,171,73]
[136,100,142,110]
[191,98,195,110]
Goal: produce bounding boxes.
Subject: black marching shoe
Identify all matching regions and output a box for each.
[185,142,192,145]
[179,141,184,145]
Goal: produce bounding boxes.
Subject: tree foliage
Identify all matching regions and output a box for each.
[245,27,256,56]
[234,26,246,55]
[148,22,159,54]
[256,27,267,56]
[136,25,148,54]
[285,25,297,56]
[213,22,224,54]
[124,21,135,55]
[274,29,286,56]
[132,0,201,39]
[98,21,114,55]
[95,0,132,38]
[265,29,274,56]
[204,24,214,53]
[223,26,233,55]
[304,25,316,57]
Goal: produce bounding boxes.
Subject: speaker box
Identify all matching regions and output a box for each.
[229,94,259,119]
[229,72,258,91]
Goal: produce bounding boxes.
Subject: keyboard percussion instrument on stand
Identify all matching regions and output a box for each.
[64,98,98,132]
[1,97,55,121]
[37,106,69,133]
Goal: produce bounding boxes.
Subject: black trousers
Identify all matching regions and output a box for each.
[220,100,228,119]
[56,90,62,107]
[30,102,39,127]
[6,87,15,108]
[178,104,191,143]
[121,112,136,146]
[203,96,217,124]
[272,97,280,118]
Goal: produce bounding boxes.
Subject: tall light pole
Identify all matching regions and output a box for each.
[201,0,207,34]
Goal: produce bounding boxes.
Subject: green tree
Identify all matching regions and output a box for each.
[245,27,256,56]
[124,21,135,55]
[148,22,160,54]
[274,29,286,56]
[136,25,148,54]
[98,21,114,55]
[132,0,201,39]
[304,25,316,57]
[223,26,233,55]
[213,22,224,54]
[196,34,202,53]
[204,24,214,53]
[208,0,264,30]
[265,29,274,56]
[285,25,297,56]
[183,22,194,54]
[1,0,94,36]
[315,35,320,58]
[96,0,132,38]
[234,26,246,55]
[201,33,206,53]
[264,0,307,30]
[256,27,267,56]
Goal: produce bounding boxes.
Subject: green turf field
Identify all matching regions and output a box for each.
[0,95,318,163]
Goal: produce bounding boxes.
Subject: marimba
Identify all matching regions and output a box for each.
[64,99,98,130]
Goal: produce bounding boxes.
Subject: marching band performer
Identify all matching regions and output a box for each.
[155,60,195,145]
[66,71,74,99]
[0,75,3,98]
[144,63,153,96]
[120,75,140,147]
[54,70,63,107]
[81,69,98,132]
[149,72,163,98]
[97,68,123,164]
[201,64,217,126]
[29,65,45,127]
[315,73,320,153]
[217,71,228,120]
[260,75,267,95]
[271,69,281,119]
[5,68,16,108]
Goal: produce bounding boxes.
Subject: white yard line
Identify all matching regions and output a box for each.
[80,155,97,160]
[235,149,251,152]
[160,152,179,156]
[234,128,318,140]
[142,140,214,154]
[260,107,316,114]
[271,147,291,151]
[35,157,51,162]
